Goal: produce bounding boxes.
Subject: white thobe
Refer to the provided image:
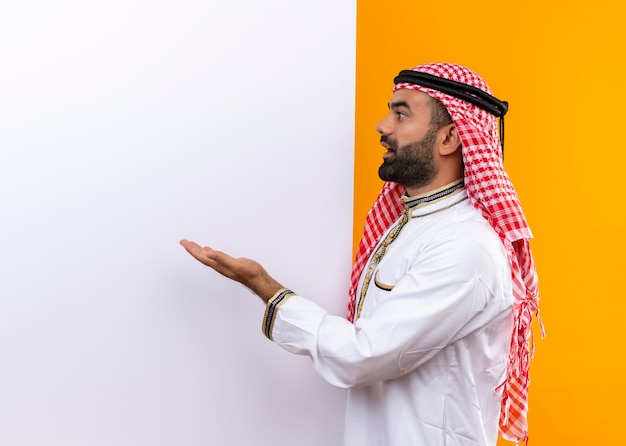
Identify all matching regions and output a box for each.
[263,188,513,446]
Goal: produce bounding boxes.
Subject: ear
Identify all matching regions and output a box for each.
[437,124,462,156]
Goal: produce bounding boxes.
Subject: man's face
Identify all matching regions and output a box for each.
[376,89,438,190]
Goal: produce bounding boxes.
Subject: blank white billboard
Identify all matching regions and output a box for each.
[0,1,355,444]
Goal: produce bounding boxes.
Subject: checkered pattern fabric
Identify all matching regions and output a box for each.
[347,63,542,443]
[347,181,405,320]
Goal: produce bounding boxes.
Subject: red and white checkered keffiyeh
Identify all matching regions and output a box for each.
[347,62,543,443]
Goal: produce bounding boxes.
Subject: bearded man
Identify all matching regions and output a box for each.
[181,63,541,446]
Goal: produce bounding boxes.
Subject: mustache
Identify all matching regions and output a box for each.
[380,135,398,151]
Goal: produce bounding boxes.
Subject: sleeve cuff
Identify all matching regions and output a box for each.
[262,288,296,340]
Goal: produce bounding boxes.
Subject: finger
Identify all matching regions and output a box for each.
[180,239,202,257]
[180,239,238,276]
[180,239,215,264]
[201,250,241,279]
[205,248,232,266]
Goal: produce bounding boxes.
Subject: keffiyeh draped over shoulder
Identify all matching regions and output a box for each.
[347,62,543,443]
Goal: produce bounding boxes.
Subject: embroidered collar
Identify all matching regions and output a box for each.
[402,179,465,211]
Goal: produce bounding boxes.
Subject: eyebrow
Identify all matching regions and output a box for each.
[388,100,411,110]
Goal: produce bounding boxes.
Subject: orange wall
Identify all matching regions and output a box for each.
[354,1,626,444]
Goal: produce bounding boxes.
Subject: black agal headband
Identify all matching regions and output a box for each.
[394,70,509,153]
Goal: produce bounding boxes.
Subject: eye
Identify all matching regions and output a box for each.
[396,111,406,120]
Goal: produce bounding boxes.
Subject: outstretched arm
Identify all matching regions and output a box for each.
[179,239,284,303]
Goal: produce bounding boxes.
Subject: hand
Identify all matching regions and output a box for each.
[179,239,284,302]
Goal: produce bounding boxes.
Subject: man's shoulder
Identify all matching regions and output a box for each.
[423,204,507,262]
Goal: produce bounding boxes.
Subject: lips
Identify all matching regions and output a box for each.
[380,136,396,159]
[382,145,395,160]
[380,136,396,150]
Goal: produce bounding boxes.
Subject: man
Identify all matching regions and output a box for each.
[181,63,541,445]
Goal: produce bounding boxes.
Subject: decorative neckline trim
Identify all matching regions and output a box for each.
[410,195,468,219]
[403,179,465,210]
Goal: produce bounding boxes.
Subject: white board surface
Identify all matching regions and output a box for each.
[0,1,355,444]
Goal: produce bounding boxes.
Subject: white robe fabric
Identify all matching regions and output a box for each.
[264,189,513,446]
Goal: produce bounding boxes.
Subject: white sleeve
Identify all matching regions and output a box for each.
[262,235,510,389]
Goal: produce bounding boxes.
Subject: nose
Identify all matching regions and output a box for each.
[376,113,393,136]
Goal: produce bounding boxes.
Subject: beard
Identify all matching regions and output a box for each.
[378,126,438,190]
